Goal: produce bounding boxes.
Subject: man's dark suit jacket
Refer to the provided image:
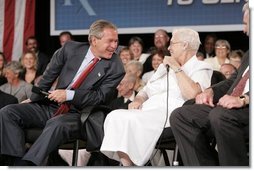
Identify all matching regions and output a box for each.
[31,41,125,110]
[211,51,249,103]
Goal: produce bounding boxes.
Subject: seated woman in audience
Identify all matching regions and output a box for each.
[128,36,150,64]
[0,52,7,86]
[20,52,41,84]
[100,28,213,166]
[125,60,145,92]
[142,49,166,84]
[204,39,231,71]
[0,61,32,103]
[229,49,244,69]
[119,47,134,71]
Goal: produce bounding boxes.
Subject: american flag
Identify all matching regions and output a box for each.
[0,0,35,62]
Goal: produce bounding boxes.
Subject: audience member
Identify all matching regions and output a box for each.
[143,29,170,74]
[199,33,217,58]
[125,60,145,92]
[119,47,134,70]
[220,63,237,79]
[59,31,73,47]
[229,49,244,69]
[128,36,150,64]
[170,2,249,166]
[0,52,7,86]
[204,39,231,71]
[196,51,205,61]
[20,52,41,85]
[100,28,213,166]
[142,49,166,84]
[109,73,137,110]
[25,36,51,75]
[0,19,125,166]
[0,61,32,103]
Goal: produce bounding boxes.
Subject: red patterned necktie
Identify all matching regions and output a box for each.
[230,69,249,97]
[53,57,99,117]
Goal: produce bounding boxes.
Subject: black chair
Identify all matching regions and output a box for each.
[24,128,86,166]
[154,127,181,166]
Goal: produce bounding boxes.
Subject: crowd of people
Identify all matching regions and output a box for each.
[0,1,249,167]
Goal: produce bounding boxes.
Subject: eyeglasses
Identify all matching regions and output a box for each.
[170,41,182,46]
[215,46,227,49]
[155,35,166,39]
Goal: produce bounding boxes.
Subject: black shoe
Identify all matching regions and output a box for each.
[13,158,36,166]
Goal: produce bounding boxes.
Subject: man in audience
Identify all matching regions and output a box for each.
[109,73,137,110]
[220,63,237,79]
[170,2,249,166]
[0,19,125,166]
[199,34,217,59]
[59,31,73,47]
[143,29,170,74]
[25,36,51,75]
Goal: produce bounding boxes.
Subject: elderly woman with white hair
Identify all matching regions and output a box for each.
[0,61,32,103]
[100,28,213,166]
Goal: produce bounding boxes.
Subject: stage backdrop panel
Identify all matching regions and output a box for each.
[50,0,244,35]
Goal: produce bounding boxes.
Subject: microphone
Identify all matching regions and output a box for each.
[164,56,170,72]
[166,64,170,72]
[32,86,49,96]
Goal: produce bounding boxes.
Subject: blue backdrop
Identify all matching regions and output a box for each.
[50,0,244,35]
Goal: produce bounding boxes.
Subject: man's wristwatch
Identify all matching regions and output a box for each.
[239,95,247,107]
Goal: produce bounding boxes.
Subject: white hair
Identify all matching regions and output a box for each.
[172,28,201,50]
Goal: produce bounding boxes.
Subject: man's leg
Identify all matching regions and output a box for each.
[209,106,249,166]
[0,103,49,159]
[170,104,219,166]
[22,112,81,166]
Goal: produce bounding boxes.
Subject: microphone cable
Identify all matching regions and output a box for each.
[145,65,170,166]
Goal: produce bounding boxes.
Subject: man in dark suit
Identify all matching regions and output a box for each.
[170,2,249,166]
[0,19,125,166]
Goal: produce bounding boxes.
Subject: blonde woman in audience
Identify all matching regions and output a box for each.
[119,47,134,70]
[0,52,7,86]
[204,39,231,71]
[0,61,32,103]
[142,49,165,84]
[20,52,41,85]
[128,36,150,64]
[125,60,145,92]
[229,49,244,69]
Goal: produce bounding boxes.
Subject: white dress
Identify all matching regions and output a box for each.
[100,56,213,166]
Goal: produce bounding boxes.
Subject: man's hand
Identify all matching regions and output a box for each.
[21,98,32,103]
[195,88,214,107]
[48,89,67,103]
[217,94,245,109]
